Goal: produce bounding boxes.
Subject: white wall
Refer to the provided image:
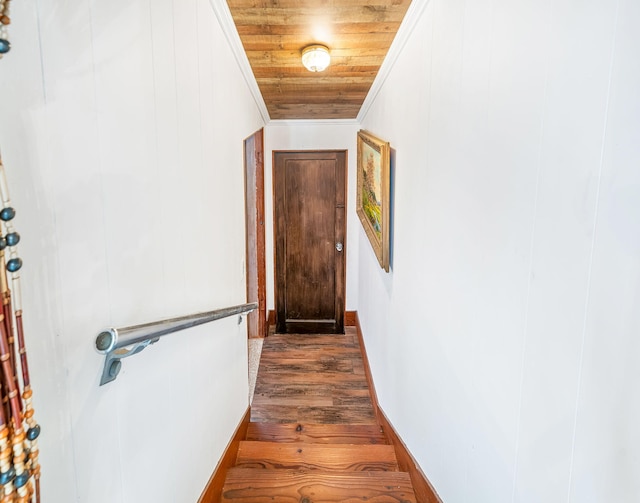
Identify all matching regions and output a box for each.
[0,0,264,501]
[264,120,360,311]
[358,1,640,502]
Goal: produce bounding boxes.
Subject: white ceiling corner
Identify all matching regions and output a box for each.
[357,0,430,123]
[209,0,271,124]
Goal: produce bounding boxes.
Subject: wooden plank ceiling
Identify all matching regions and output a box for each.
[226,0,413,120]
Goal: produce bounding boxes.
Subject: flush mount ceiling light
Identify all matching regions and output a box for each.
[301,44,331,72]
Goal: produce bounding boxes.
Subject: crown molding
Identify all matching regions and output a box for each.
[357,0,430,123]
[209,0,271,124]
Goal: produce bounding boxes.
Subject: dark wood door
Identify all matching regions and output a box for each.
[244,129,266,338]
[274,151,346,334]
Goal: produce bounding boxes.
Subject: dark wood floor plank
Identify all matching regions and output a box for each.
[251,390,336,408]
[222,469,417,503]
[252,384,334,408]
[257,358,355,374]
[245,423,388,444]
[254,383,370,399]
[297,405,377,424]
[250,405,299,423]
[262,335,358,348]
[236,441,398,471]
[251,405,376,424]
[255,371,369,385]
[259,347,362,359]
[331,394,374,407]
[352,359,366,375]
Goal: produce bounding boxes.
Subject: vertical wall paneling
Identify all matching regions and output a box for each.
[0,0,265,501]
[567,1,640,501]
[357,0,640,502]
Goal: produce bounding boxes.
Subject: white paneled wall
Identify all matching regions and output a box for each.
[358,1,640,502]
[0,0,264,501]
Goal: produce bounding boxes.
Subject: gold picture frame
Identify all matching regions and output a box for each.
[356,130,390,272]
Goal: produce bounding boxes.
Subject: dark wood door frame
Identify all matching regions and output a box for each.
[244,129,266,338]
[273,150,346,334]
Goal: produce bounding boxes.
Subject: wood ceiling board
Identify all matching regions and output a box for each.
[269,106,361,120]
[246,54,387,68]
[226,0,413,120]
[245,48,390,60]
[265,97,367,107]
[234,22,403,36]
[260,87,369,99]
[256,76,376,85]
[239,33,394,52]
[251,66,379,77]
[228,7,409,25]
[228,0,408,6]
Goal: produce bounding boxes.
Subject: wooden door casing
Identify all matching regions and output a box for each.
[274,151,346,334]
[244,129,266,338]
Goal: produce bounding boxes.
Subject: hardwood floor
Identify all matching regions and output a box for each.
[250,329,376,424]
[218,327,419,502]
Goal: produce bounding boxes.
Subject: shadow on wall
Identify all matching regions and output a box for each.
[389,148,396,271]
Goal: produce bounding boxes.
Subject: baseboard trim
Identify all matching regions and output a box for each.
[198,407,251,503]
[345,311,357,326]
[353,312,383,425]
[378,408,443,503]
[354,311,443,503]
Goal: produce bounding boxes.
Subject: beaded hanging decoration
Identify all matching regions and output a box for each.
[0,0,12,57]
[0,156,41,503]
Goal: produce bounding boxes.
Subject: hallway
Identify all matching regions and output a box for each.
[3,0,637,500]
[219,327,419,502]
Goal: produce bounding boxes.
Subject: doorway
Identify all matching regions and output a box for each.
[274,150,346,334]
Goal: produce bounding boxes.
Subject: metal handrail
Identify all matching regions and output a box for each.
[95,302,257,385]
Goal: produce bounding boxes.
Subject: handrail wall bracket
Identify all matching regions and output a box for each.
[99,338,159,386]
[95,303,257,386]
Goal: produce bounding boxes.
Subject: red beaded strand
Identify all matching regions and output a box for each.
[0,157,40,503]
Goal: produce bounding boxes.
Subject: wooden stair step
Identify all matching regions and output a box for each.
[246,422,388,444]
[236,441,398,471]
[259,347,363,358]
[250,404,377,424]
[261,334,359,350]
[222,468,417,503]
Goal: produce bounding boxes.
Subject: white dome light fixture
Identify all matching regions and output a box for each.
[301,44,331,72]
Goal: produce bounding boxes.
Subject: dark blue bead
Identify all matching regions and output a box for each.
[0,207,15,221]
[7,257,22,272]
[14,471,29,489]
[6,232,19,247]
[0,237,6,251]
[27,425,41,441]
[0,39,10,54]
[0,466,16,485]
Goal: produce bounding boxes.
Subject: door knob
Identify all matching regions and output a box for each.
[335,242,343,252]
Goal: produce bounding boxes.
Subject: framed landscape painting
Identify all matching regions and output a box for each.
[356,130,390,272]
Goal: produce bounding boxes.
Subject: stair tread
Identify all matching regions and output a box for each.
[246,422,388,444]
[237,441,398,471]
[251,404,377,424]
[222,468,417,503]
